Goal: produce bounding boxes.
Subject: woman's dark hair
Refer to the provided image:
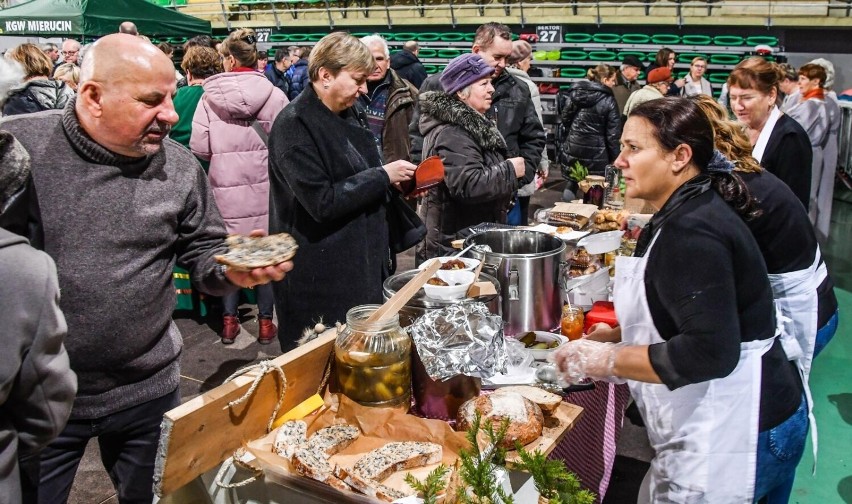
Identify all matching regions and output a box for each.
[654,47,675,68]
[184,35,216,51]
[630,97,760,220]
[798,63,827,87]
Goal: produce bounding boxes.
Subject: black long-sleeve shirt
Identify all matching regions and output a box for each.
[739,170,837,326]
[639,180,802,431]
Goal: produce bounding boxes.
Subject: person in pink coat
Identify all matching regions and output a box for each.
[191,28,289,345]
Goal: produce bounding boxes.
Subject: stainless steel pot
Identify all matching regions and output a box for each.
[382,269,502,320]
[463,229,566,335]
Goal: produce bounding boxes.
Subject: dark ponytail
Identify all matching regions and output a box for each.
[630,97,761,219]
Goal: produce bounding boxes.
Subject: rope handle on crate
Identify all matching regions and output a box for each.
[213,447,264,488]
[222,360,288,432]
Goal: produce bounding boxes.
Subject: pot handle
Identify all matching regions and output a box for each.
[508,269,520,301]
[479,255,503,277]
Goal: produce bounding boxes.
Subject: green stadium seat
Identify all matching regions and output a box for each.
[652,34,681,45]
[709,54,742,65]
[564,33,593,43]
[592,33,621,44]
[682,35,712,45]
[588,50,617,61]
[560,50,588,61]
[746,35,778,46]
[617,51,646,62]
[561,68,587,78]
[708,73,731,84]
[713,35,745,46]
[621,34,651,44]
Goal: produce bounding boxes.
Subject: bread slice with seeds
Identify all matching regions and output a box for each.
[291,446,350,491]
[333,465,408,502]
[215,233,298,271]
[273,419,308,460]
[353,441,443,482]
[308,424,361,456]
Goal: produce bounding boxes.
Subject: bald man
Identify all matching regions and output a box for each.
[61,39,80,65]
[118,21,138,36]
[0,34,293,503]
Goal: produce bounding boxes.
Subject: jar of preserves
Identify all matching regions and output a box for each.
[582,175,606,208]
[334,305,411,411]
[561,305,585,341]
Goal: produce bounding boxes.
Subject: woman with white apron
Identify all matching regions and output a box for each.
[552,98,807,503]
[692,94,840,375]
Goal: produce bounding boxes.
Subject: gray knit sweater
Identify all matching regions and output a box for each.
[0,103,236,419]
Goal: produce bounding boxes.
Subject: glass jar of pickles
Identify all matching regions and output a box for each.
[334,305,411,411]
[561,305,585,341]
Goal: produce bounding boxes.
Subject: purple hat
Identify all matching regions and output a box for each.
[440,53,494,95]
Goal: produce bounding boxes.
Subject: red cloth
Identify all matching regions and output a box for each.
[802,87,825,101]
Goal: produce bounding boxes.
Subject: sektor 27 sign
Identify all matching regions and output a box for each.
[536,25,562,44]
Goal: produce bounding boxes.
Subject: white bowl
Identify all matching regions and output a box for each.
[514,331,569,360]
[418,256,481,272]
[423,270,476,300]
[577,230,624,254]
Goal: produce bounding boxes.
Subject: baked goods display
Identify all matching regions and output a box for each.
[566,248,600,278]
[214,233,298,271]
[491,385,562,416]
[593,208,630,231]
[456,392,545,448]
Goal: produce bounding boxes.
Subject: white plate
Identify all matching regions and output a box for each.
[417,256,481,272]
[513,331,569,360]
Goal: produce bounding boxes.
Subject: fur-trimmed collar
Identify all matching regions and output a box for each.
[419,91,506,151]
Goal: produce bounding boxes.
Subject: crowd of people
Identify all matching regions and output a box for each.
[0,19,844,504]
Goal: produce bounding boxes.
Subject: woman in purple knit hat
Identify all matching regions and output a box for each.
[415,53,526,260]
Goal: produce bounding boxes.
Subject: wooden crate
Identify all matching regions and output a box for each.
[153,328,584,498]
[153,330,337,496]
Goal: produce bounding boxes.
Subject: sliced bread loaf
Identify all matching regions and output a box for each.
[333,465,408,502]
[291,446,349,491]
[492,385,562,415]
[457,392,544,448]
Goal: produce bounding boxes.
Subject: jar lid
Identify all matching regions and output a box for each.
[586,175,606,183]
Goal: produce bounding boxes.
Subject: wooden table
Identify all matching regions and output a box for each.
[154,329,585,501]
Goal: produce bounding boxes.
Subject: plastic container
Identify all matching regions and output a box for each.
[423,270,475,301]
[520,331,568,360]
[334,305,411,411]
[584,301,618,333]
[578,231,624,254]
[417,257,481,272]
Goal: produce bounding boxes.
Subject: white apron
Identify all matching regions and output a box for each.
[768,248,826,468]
[614,233,775,503]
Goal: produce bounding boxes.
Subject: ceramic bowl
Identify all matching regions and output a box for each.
[418,256,481,272]
[516,331,569,360]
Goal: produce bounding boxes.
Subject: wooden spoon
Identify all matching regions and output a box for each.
[367,259,441,323]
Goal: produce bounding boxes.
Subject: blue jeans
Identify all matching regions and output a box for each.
[753,394,809,503]
[223,283,274,318]
[813,309,839,358]
[38,388,181,504]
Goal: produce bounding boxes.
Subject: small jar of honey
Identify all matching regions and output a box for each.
[561,305,585,341]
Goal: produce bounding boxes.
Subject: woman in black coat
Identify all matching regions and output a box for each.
[267,33,416,350]
[416,53,525,260]
[559,65,621,176]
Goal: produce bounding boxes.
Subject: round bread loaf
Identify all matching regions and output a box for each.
[456,392,544,448]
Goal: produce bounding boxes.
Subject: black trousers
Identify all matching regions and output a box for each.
[38,388,180,504]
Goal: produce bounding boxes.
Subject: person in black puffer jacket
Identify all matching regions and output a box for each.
[390,41,427,89]
[2,44,73,117]
[559,64,622,176]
